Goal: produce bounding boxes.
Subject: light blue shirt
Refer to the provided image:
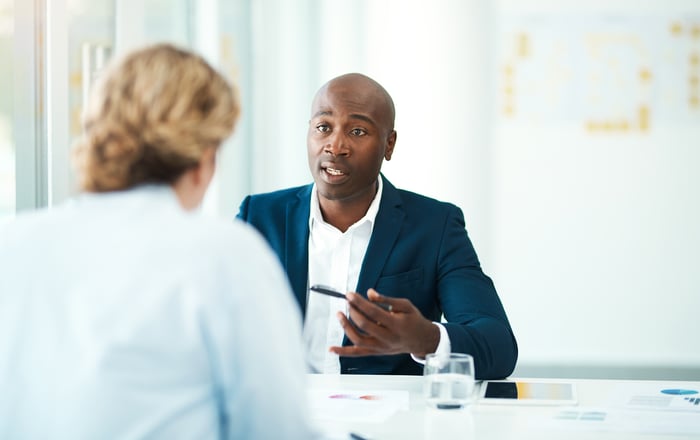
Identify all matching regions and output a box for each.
[0,185,319,439]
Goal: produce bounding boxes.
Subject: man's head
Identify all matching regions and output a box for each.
[307,73,397,206]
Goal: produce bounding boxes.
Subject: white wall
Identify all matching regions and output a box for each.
[248,0,700,379]
[490,0,700,378]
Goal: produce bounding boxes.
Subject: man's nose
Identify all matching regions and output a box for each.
[323,133,350,156]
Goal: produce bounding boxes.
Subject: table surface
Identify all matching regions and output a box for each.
[307,374,700,440]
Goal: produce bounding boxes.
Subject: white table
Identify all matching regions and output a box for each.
[307,374,700,440]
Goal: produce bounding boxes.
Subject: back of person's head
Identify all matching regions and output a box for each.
[73,43,240,192]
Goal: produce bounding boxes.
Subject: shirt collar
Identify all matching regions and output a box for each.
[309,176,384,232]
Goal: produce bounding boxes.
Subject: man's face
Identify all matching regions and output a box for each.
[307,79,396,204]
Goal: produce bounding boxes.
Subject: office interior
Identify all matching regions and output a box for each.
[1,0,698,381]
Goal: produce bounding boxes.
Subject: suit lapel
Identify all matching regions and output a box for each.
[285,185,312,316]
[356,175,405,296]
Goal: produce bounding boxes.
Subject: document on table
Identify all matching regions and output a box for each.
[533,382,700,436]
[606,382,700,413]
[307,389,410,423]
[535,407,700,436]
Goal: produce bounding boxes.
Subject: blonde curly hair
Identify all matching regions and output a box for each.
[73,43,240,192]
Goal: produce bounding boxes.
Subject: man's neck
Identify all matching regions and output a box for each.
[318,182,378,233]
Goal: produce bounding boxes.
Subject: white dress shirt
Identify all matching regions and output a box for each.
[304,179,451,374]
[0,185,319,439]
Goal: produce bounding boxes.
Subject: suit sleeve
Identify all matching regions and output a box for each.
[438,206,518,380]
[235,195,251,222]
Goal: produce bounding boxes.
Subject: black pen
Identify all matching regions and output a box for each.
[309,284,393,312]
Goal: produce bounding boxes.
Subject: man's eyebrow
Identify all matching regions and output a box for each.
[348,113,375,125]
[311,111,375,126]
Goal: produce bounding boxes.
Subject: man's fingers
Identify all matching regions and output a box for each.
[346,292,391,324]
[336,312,366,342]
[366,288,413,313]
[336,311,391,348]
[346,307,392,339]
[329,345,381,357]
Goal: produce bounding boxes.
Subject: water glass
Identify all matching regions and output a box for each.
[423,353,475,410]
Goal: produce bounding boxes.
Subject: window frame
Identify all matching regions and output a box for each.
[14,0,48,212]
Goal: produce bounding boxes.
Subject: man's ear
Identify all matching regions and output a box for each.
[384,130,397,161]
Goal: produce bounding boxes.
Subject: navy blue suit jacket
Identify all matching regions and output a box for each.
[237,175,517,378]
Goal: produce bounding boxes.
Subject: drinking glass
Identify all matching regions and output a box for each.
[423,353,475,410]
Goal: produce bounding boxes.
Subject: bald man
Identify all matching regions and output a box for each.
[237,73,517,378]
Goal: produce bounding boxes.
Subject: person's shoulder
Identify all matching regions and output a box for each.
[188,215,282,262]
[0,206,66,247]
[393,186,461,213]
[245,184,311,203]
[186,214,264,245]
[239,184,312,219]
[382,176,456,208]
[184,216,285,284]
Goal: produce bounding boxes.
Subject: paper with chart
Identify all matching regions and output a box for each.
[606,382,700,412]
[307,389,409,423]
[533,382,700,435]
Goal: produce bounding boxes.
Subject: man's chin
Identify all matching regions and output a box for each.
[317,189,347,202]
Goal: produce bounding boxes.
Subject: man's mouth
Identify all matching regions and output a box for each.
[325,167,345,176]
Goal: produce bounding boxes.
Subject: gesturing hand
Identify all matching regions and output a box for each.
[329,288,440,358]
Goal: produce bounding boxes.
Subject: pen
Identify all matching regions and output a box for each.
[309,285,393,312]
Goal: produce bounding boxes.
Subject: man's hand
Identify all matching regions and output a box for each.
[329,288,440,358]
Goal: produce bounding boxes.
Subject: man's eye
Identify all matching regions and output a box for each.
[350,128,366,136]
[316,124,330,133]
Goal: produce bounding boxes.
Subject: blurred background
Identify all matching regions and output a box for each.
[1,0,698,380]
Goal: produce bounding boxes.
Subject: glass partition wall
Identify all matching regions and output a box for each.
[0,0,14,220]
[5,0,250,219]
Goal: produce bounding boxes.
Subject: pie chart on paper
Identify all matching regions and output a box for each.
[660,389,698,395]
